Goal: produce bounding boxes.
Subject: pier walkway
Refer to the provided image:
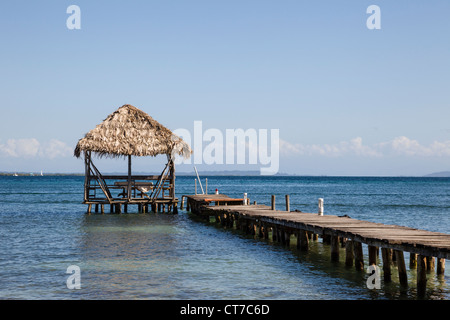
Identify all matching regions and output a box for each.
[183,194,450,296]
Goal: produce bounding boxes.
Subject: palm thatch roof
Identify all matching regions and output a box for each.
[74,104,192,159]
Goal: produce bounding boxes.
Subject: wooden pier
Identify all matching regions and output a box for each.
[184,194,450,297]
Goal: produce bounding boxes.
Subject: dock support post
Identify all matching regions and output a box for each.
[101,204,104,214]
[381,248,392,282]
[437,258,445,275]
[345,240,354,267]
[285,195,290,212]
[409,253,417,269]
[368,246,378,266]
[271,195,276,210]
[297,230,309,251]
[95,204,99,213]
[331,236,340,262]
[417,255,427,296]
[181,196,185,210]
[426,256,435,272]
[354,242,364,271]
[87,204,92,215]
[395,250,408,286]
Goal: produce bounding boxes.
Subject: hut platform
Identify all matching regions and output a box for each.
[184,193,450,297]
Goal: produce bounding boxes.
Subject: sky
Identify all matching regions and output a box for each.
[0,1,450,176]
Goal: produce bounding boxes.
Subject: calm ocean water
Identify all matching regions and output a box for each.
[0,175,448,300]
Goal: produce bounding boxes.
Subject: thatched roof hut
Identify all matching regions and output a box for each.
[74,104,191,159]
[74,104,191,213]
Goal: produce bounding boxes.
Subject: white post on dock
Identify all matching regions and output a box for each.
[195,179,197,195]
[243,193,248,205]
[318,198,324,216]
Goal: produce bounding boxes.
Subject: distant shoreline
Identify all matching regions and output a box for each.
[1,171,450,177]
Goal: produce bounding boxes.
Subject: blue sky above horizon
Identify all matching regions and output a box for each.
[1,1,450,176]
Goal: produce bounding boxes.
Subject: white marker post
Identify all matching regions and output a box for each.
[318,198,324,216]
[243,193,248,205]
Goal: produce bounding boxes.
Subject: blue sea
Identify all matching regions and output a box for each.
[0,175,448,300]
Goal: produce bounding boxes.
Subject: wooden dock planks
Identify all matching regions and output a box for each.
[185,195,450,260]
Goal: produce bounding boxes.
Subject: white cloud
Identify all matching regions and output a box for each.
[281,136,450,158]
[0,138,72,159]
[0,138,40,157]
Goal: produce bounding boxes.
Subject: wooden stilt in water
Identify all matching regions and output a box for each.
[353,242,364,271]
[345,240,354,267]
[368,246,377,266]
[437,258,445,275]
[297,230,309,251]
[426,256,435,272]
[409,253,417,269]
[95,204,99,213]
[395,250,408,286]
[417,255,427,296]
[101,204,104,214]
[381,248,392,282]
[331,236,339,262]
[271,195,276,210]
[87,204,92,214]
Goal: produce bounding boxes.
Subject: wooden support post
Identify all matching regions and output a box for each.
[331,236,339,262]
[271,195,276,210]
[395,250,408,286]
[409,253,417,269]
[173,205,178,214]
[95,204,99,213]
[186,199,190,212]
[353,242,364,271]
[110,204,114,213]
[87,204,92,215]
[285,195,290,212]
[417,255,427,296]
[101,204,104,214]
[381,248,392,282]
[368,246,377,266]
[127,155,132,201]
[437,258,445,275]
[345,240,354,267]
[297,230,309,251]
[284,231,291,246]
[124,204,128,213]
[264,225,269,239]
[426,256,435,272]
[180,196,185,210]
